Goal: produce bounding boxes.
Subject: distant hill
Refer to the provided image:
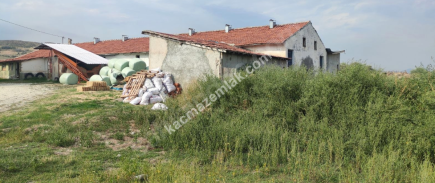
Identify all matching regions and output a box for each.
[0,40,40,60]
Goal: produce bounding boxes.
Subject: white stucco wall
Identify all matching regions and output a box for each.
[104,53,149,69]
[21,58,48,73]
[284,23,327,71]
[327,53,340,73]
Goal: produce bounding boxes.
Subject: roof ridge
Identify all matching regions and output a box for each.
[179,21,311,35]
[74,37,149,44]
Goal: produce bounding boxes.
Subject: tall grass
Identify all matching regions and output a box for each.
[149,63,435,181]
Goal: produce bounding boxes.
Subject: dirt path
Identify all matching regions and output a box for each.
[0,83,60,113]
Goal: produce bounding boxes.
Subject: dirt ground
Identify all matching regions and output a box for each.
[0,83,60,113]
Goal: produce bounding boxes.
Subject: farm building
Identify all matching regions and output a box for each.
[0,37,149,80]
[142,20,344,86]
[142,31,288,86]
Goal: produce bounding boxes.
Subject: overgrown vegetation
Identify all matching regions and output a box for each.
[1,63,435,182]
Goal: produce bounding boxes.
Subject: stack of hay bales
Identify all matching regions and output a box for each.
[77,81,110,92]
[90,58,147,86]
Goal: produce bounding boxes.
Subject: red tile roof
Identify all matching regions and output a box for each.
[0,37,149,63]
[178,21,310,46]
[74,37,149,55]
[142,30,288,59]
[0,50,51,63]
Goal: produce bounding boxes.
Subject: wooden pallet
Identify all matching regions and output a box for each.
[121,74,146,99]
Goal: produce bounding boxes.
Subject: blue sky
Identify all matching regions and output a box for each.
[0,0,434,71]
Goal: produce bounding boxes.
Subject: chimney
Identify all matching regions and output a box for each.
[188,28,195,36]
[270,19,276,28]
[225,24,232,33]
[122,35,128,42]
[68,38,72,45]
[94,37,100,44]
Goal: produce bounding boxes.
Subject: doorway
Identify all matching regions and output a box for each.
[288,49,293,67]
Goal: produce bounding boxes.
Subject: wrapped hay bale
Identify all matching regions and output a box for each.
[109,70,123,85]
[89,75,112,86]
[99,66,111,76]
[114,60,130,71]
[59,73,78,85]
[129,58,147,71]
[108,59,118,68]
[121,67,136,78]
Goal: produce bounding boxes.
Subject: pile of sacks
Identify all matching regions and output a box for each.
[122,70,181,107]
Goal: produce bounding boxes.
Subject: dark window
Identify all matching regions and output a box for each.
[136,55,140,58]
[314,41,317,50]
[303,37,306,47]
[320,56,324,69]
[288,49,293,67]
[337,64,339,71]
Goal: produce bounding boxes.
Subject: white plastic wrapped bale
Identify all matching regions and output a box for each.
[121,67,136,78]
[144,78,154,89]
[140,92,153,105]
[99,66,111,76]
[147,88,160,95]
[129,58,147,71]
[108,59,118,68]
[150,95,163,104]
[152,77,164,91]
[151,103,168,110]
[109,70,123,85]
[114,60,130,71]
[59,73,78,85]
[129,97,142,105]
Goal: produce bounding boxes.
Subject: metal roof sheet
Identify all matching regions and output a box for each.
[37,43,108,64]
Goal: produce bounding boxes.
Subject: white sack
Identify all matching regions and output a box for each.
[144,78,154,89]
[129,97,141,105]
[138,89,145,98]
[165,84,176,93]
[150,95,163,104]
[147,88,160,95]
[123,97,132,103]
[140,92,153,105]
[152,78,164,91]
[156,72,165,78]
[151,103,168,110]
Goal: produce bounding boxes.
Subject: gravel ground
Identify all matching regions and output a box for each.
[0,83,59,113]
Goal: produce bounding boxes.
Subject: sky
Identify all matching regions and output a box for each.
[0,0,434,71]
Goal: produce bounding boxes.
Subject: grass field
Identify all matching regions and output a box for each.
[1,63,435,182]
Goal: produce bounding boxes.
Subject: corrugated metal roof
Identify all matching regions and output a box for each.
[38,43,108,64]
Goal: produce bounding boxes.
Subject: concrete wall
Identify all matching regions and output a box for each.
[149,36,221,87]
[284,23,328,71]
[0,62,18,79]
[105,53,150,69]
[327,53,340,73]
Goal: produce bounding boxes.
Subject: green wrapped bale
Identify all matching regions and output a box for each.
[121,67,136,77]
[99,66,111,76]
[129,58,147,71]
[59,73,78,85]
[89,75,112,86]
[108,59,118,68]
[109,71,123,85]
[114,60,129,71]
